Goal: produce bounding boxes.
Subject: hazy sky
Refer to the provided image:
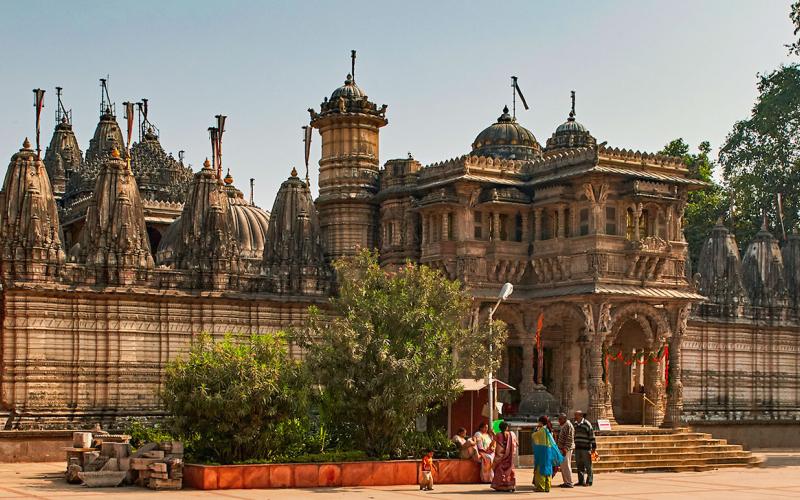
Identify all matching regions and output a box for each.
[0,0,796,210]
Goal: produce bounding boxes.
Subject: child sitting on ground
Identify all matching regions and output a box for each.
[420,449,435,491]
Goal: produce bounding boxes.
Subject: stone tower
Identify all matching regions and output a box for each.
[308,61,388,261]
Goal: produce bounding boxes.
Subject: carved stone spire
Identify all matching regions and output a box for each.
[160,158,241,289]
[43,117,82,198]
[781,229,800,312]
[741,223,787,310]
[262,168,329,295]
[0,139,65,280]
[696,219,746,314]
[75,147,153,284]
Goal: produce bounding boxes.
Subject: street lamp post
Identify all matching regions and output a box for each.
[487,282,513,427]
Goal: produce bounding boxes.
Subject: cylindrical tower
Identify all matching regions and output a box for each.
[309,70,388,261]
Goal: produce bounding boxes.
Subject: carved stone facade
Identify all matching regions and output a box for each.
[0,68,798,437]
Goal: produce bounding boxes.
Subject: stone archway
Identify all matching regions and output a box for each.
[606,302,671,426]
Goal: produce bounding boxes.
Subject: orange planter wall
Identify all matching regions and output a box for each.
[183,458,480,490]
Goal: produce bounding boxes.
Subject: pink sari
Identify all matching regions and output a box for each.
[491,430,517,492]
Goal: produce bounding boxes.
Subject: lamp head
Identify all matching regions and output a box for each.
[499,282,514,300]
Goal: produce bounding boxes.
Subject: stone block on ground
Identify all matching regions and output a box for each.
[100,458,118,471]
[148,462,167,473]
[148,471,169,480]
[65,463,82,484]
[131,442,158,458]
[78,471,127,488]
[101,442,130,459]
[130,458,161,470]
[72,432,92,449]
[118,458,131,471]
[84,456,108,472]
[142,450,165,459]
[147,478,182,490]
[81,451,100,469]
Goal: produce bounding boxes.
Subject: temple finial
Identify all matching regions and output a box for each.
[203,158,211,169]
[569,90,576,120]
[291,166,298,177]
[351,49,357,83]
[22,137,31,150]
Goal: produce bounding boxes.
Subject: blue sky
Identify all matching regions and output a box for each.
[0,0,795,209]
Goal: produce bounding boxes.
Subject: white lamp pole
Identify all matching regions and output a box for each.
[487,282,513,427]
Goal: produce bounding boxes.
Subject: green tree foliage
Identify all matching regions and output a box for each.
[719,64,800,245]
[659,139,728,268]
[162,332,308,464]
[789,1,800,55]
[300,249,507,457]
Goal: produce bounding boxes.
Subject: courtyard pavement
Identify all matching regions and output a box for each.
[0,452,797,499]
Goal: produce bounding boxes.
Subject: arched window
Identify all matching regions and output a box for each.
[579,208,590,236]
[605,206,617,236]
[515,212,523,242]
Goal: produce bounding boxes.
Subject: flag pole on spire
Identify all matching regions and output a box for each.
[32,88,45,159]
[351,50,357,82]
[302,125,312,188]
[511,76,529,121]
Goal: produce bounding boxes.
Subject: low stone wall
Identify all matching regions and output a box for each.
[0,430,73,462]
[690,422,800,449]
[183,459,480,490]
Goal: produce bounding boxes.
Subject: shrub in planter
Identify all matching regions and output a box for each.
[162,332,308,464]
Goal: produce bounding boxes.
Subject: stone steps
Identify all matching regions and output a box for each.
[575,427,761,473]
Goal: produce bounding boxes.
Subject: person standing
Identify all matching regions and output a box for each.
[556,413,575,488]
[490,421,517,492]
[473,422,495,483]
[573,411,596,487]
[531,415,563,492]
[419,449,435,491]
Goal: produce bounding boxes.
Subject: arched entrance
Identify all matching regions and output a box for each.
[606,304,669,426]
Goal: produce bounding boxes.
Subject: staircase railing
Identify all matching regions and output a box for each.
[641,394,657,427]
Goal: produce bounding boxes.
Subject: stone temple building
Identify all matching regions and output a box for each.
[0,64,798,448]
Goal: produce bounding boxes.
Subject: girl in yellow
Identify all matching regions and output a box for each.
[532,415,564,492]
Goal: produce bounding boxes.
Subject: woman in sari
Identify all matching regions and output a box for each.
[491,421,517,492]
[473,422,495,483]
[532,415,564,492]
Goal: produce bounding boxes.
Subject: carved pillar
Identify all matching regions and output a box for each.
[557,205,565,239]
[521,211,530,242]
[644,358,665,426]
[634,204,642,241]
[421,214,428,244]
[561,340,574,413]
[534,208,542,241]
[587,339,606,422]
[663,305,688,427]
[442,212,449,241]
[493,212,501,241]
[521,342,535,395]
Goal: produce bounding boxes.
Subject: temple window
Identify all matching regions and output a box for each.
[515,212,523,242]
[499,213,509,241]
[474,211,483,240]
[605,206,617,235]
[386,222,394,248]
[657,210,667,239]
[541,211,552,240]
[579,208,590,236]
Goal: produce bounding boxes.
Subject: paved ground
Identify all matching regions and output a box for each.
[0,452,798,499]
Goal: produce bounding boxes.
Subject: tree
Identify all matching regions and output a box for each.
[719,64,800,246]
[299,249,506,457]
[659,139,728,268]
[789,1,800,55]
[162,332,308,464]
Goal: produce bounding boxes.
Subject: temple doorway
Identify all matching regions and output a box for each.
[609,318,657,425]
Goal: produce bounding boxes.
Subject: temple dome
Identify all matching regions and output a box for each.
[545,92,597,151]
[471,106,540,160]
[229,197,270,264]
[330,74,365,101]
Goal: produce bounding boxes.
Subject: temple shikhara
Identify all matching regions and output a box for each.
[1,59,798,447]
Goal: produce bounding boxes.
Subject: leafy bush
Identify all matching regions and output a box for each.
[396,429,457,459]
[124,419,175,449]
[162,332,308,464]
[299,249,506,457]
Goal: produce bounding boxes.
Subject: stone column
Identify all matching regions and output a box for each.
[493,212,501,241]
[644,359,665,427]
[587,339,607,422]
[520,341,535,395]
[521,211,530,242]
[534,208,542,241]
[663,305,688,427]
[634,204,642,241]
[442,212,449,241]
[560,341,574,413]
[557,206,566,239]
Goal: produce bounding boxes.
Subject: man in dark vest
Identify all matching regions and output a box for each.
[573,410,596,486]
